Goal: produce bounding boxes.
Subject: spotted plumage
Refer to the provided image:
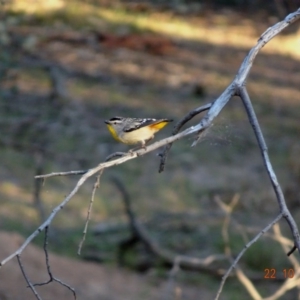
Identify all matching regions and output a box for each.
[105,116,173,148]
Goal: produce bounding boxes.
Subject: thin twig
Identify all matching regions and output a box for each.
[78,152,125,254]
[51,278,76,300]
[32,226,52,286]
[35,169,88,179]
[235,268,262,300]
[263,278,300,300]
[35,152,127,179]
[78,171,102,255]
[260,224,300,300]
[217,195,262,300]
[215,213,283,300]
[159,102,212,172]
[215,194,240,257]
[287,245,297,256]
[32,227,77,299]
[17,255,42,300]
[273,224,299,268]
[233,224,294,249]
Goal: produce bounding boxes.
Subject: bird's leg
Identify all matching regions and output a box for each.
[128,137,153,156]
[140,136,154,150]
[128,148,135,156]
[128,143,144,155]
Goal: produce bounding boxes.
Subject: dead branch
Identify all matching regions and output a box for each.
[77,152,126,254]
[217,194,263,299]
[32,227,76,299]
[215,213,283,300]
[17,255,42,300]
[262,224,300,300]
[159,102,212,172]
[112,177,229,274]
[264,277,300,300]
[78,172,102,255]
[238,86,300,254]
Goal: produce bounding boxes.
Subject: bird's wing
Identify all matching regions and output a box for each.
[123,118,158,132]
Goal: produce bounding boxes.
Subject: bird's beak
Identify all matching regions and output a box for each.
[104,120,110,125]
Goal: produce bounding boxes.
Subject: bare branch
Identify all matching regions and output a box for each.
[238,86,300,254]
[77,152,127,254]
[264,277,300,300]
[78,171,102,255]
[217,194,262,299]
[232,222,295,251]
[193,8,300,146]
[287,245,297,256]
[17,255,42,300]
[35,169,88,179]
[259,224,300,300]
[158,102,212,172]
[273,223,300,268]
[1,153,130,266]
[215,213,283,300]
[235,268,262,300]
[33,227,52,287]
[113,178,228,275]
[32,227,76,299]
[35,153,128,179]
[235,8,300,85]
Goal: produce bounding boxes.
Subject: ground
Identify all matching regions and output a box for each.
[0,231,217,300]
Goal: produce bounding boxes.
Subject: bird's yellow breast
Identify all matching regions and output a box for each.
[106,124,122,142]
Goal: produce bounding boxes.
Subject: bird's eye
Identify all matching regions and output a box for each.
[113,122,117,125]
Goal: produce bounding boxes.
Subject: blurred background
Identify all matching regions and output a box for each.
[0,0,300,299]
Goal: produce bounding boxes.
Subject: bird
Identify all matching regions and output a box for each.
[105,116,173,149]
